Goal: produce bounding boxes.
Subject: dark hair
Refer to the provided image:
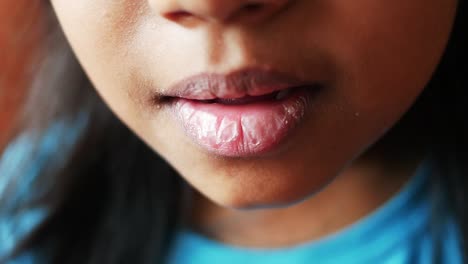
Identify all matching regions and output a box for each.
[1,0,467,263]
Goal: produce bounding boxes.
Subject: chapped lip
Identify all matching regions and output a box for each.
[161,67,317,101]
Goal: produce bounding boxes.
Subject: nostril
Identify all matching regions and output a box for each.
[243,3,265,13]
[157,0,290,26]
[164,10,192,21]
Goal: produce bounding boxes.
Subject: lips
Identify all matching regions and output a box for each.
[162,68,312,100]
[198,88,295,105]
[161,68,320,157]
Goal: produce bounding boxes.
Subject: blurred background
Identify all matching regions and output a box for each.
[0,1,44,149]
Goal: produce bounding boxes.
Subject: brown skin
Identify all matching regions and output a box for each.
[50,0,457,247]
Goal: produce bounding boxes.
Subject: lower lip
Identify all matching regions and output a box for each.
[171,87,315,157]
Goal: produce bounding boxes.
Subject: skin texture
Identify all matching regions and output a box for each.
[50,0,457,247]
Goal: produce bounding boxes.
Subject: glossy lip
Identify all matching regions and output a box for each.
[161,67,316,100]
[161,67,321,157]
[172,87,315,157]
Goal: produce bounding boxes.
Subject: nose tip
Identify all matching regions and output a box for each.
[149,0,292,25]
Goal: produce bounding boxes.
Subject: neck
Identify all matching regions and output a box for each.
[186,154,424,248]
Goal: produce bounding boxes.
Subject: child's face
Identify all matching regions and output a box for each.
[51,0,457,208]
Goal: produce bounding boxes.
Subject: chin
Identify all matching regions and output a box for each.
[186,166,334,210]
[203,185,317,210]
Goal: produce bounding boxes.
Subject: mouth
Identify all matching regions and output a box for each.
[159,68,322,157]
[195,87,298,105]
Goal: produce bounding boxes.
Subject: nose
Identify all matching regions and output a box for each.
[149,0,293,25]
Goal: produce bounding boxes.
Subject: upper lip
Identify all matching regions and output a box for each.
[162,67,315,100]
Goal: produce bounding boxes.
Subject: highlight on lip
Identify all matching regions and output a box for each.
[171,87,314,157]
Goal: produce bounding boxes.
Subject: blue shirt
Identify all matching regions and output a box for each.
[0,117,87,263]
[166,160,463,264]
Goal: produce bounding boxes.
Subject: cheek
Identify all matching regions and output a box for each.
[50,0,153,124]
[314,0,457,142]
[325,0,456,100]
